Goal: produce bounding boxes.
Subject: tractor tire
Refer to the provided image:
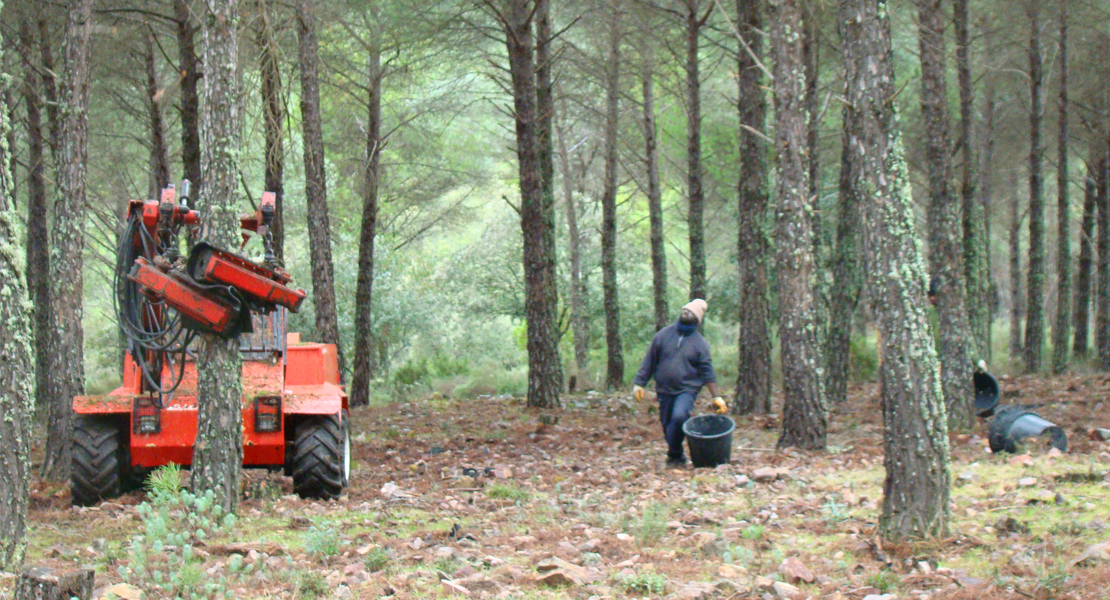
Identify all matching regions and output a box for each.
[292,411,349,500]
[71,416,126,507]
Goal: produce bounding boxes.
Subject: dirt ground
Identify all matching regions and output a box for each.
[7,373,1110,599]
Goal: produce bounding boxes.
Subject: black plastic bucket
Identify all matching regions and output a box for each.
[973,371,1001,418]
[988,405,1068,454]
[683,415,735,468]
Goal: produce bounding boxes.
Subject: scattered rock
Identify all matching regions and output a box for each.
[861,595,898,600]
[1092,428,1110,441]
[1017,477,1037,487]
[93,583,143,600]
[535,570,583,587]
[771,580,802,599]
[778,557,814,584]
[333,585,353,599]
[994,516,1030,534]
[1072,541,1110,566]
[1009,455,1034,467]
[677,582,714,599]
[409,537,425,550]
[752,467,790,482]
[616,533,633,542]
[435,546,456,558]
[441,579,471,595]
[510,535,537,547]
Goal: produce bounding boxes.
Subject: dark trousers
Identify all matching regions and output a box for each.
[657,392,696,460]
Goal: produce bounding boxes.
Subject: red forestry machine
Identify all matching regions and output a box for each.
[71,182,349,506]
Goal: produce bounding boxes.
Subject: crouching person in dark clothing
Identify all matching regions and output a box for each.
[631,299,726,467]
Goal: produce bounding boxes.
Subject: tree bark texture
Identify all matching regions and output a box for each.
[840,0,950,540]
[1010,170,1024,359]
[980,83,997,361]
[503,0,562,407]
[351,13,381,409]
[771,0,826,450]
[14,567,93,600]
[734,0,772,415]
[557,122,589,380]
[1097,151,1110,368]
[1024,6,1046,372]
[42,0,93,481]
[257,0,285,263]
[19,20,51,422]
[641,47,669,332]
[917,0,973,428]
[145,32,170,199]
[0,15,33,565]
[1052,5,1070,374]
[193,0,244,515]
[601,7,624,390]
[297,0,343,372]
[955,0,988,360]
[176,0,202,187]
[827,71,863,406]
[37,19,59,160]
[685,0,707,302]
[1074,146,1099,358]
[534,0,563,388]
[803,3,825,344]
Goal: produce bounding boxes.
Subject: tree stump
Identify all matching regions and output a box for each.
[14,566,94,600]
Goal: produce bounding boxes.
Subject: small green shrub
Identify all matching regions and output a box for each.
[620,571,668,595]
[364,546,392,572]
[485,483,531,503]
[821,498,850,523]
[120,466,244,600]
[636,502,670,546]
[302,524,341,557]
[723,544,753,566]
[867,570,899,593]
[742,524,765,541]
[296,570,328,599]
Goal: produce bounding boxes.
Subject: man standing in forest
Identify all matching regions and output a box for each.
[632,299,727,467]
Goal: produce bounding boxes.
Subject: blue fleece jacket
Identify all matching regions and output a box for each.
[632,322,717,396]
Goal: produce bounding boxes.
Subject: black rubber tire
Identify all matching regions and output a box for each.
[71,416,126,507]
[292,412,347,499]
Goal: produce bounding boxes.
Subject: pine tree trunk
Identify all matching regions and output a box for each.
[534,0,563,389]
[145,33,170,199]
[803,4,825,346]
[192,0,244,515]
[175,0,201,187]
[827,84,863,406]
[735,0,772,415]
[1010,170,1025,360]
[980,87,995,359]
[37,19,59,160]
[257,0,285,263]
[1074,145,1099,358]
[1024,6,1046,372]
[840,0,949,540]
[917,0,974,428]
[1097,152,1110,368]
[641,47,668,332]
[1052,4,1070,374]
[600,6,624,390]
[557,122,589,380]
[502,0,562,407]
[771,0,826,451]
[0,12,33,566]
[297,0,343,372]
[955,0,988,360]
[41,0,93,481]
[685,0,707,301]
[20,20,51,422]
[351,9,381,409]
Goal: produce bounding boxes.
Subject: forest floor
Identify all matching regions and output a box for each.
[7,373,1110,600]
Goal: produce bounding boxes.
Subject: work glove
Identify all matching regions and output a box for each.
[633,385,645,402]
[712,397,728,414]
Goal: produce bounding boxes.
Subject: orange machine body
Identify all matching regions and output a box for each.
[73,327,345,470]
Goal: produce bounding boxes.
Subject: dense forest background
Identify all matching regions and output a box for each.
[4,0,1106,403]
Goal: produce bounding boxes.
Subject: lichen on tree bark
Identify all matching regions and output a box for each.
[192,0,245,514]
